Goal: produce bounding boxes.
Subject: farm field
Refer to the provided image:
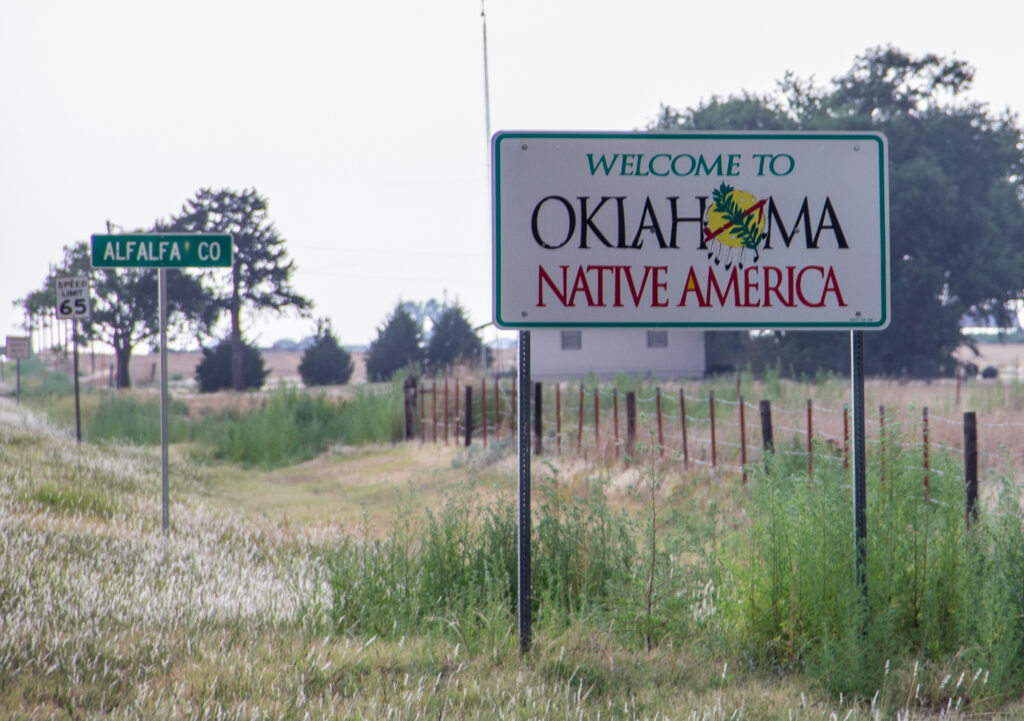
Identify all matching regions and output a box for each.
[4,366,1024,719]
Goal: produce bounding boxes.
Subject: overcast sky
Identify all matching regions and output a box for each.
[2,0,1022,349]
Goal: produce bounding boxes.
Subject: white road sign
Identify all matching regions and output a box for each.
[55,275,92,319]
[5,336,30,360]
[492,131,890,330]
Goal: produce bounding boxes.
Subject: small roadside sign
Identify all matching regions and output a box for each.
[91,233,232,268]
[5,336,30,360]
[55,276,92,319]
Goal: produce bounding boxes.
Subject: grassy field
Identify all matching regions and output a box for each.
[4,369,1024,719]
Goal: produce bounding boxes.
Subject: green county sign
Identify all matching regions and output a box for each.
[491,131,890,330]
[91,234,232,268]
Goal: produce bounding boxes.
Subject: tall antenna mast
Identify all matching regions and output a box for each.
[481,0,492,141]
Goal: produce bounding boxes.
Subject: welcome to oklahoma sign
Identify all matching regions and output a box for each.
[492,132,889,330]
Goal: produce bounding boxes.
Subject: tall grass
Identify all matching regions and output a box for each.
[195,385,403,468]
[719,429,1024,707]
[8,395,1024,719]
[324,462,715,654]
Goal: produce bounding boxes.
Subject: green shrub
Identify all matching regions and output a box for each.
[719,432,1024,703]
[195,336,269,392]
[299,319,354,386]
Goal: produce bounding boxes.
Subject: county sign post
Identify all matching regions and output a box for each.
[492,131,889,330]
[492,131,890,652]
[91,233,231,268]
[91,233,233,533]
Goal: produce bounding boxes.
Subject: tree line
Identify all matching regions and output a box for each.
[663,46,1024,377]
[19,187,484,391]
[20,47,1024,383]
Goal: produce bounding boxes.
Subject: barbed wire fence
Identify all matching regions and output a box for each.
[404,376,1019,498]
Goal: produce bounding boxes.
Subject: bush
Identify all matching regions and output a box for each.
[194,336,269,392]
[425,303,481,372]
[366,304,422,382]
[298,319,354,386]
[719,433,1024,703]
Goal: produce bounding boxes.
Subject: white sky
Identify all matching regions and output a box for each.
[2,0,1022,349]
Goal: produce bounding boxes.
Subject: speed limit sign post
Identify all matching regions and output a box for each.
[55,276,91,320]
[55,275,91,443]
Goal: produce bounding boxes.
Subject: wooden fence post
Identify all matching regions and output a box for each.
[534,381,543,455]
[403,376,418,440]
[577,384,584,455]
[556,383,562,455]
[482,378,488,447]
[419,378,426,443]
[464,385,473,448]
[656,387,664,457]
[923,407,930,503]
[807,398,813,483]
[964,411,978,527]
[759,399,773,453]
[444,379,449,444]
[625,391,637,459]
[432,381,438,444]
[709,390,717,468]
[739,395,747,483]
[613,389,620,459]
[680,389,689,468]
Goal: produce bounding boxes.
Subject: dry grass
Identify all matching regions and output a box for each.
[5,374,1024,719]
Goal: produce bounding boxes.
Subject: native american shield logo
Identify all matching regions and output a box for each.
[703,182,767,269]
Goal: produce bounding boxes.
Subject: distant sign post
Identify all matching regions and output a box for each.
[5,335,30,405]
[91,233,233,532]
[55,275,91,443]
[492,131,890,648]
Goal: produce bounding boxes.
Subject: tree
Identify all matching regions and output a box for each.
[298,318,354,386]
[165,188,312,390]
[654,46,1024,376]
[365,303,423,382]
[18,241,214,388]
[425,302,482,371]
[194,335,269,392]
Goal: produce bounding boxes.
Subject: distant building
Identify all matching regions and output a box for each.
[529,329,705,379]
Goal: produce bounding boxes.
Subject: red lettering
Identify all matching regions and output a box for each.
[796,266,825,307]
[568,266,596,307]
[821,266,847,306]
[678,267,707,307]
[706,266,740,306]
[538,265,569,307]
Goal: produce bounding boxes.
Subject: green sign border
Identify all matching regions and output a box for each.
[491,131,890,330]
[91,234,233,268]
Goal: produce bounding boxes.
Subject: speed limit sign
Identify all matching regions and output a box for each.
[55,276,91,319]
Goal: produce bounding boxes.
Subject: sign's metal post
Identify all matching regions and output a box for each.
[54,276,91,444]
[159,268,170,533]
[73,320,82,444]
[90,234,231,533]
[492,132,890,650]
[851,331,867,599]
[517,329,532,653]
